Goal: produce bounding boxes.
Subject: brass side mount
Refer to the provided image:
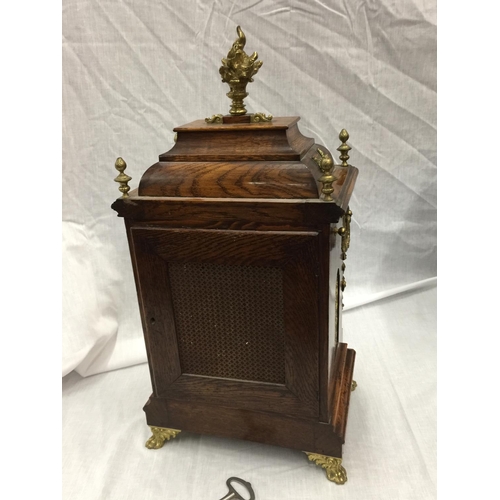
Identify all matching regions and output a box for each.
[341,208,352,260]
[332,207,352,293]
[332,208,352,259]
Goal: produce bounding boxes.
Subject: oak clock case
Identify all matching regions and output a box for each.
[111,26,358,484]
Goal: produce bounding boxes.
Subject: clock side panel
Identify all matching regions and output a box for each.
[128,225,322,419]
[125,220,182,395]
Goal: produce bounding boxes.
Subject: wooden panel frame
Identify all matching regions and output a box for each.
[143,343,356,458]
[130,227,321,419]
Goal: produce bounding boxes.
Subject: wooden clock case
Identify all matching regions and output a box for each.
[112,115,358,483]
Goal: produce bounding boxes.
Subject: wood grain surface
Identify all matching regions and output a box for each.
[130,226,321,419]
[112,196,345,228]
[144,396,344,458]
[112,114,358,462]
[161,118,312,162]
[138,161,319,198]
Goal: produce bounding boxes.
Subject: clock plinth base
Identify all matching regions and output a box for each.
[305,452,347,484]
[142,344,355,481]
[145,426,181,449]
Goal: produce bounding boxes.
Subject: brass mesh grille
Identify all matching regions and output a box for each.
[168,261,286,384]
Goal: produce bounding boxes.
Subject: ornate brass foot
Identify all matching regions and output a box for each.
[351,380,357,391]
[145,426,181,449]
[304,453,347,484]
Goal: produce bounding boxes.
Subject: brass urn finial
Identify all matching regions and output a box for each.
[219,26,263,116]
[337,129,351,167]
[114,157,131,198]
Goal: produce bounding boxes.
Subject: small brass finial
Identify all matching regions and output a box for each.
[337,129,351,167]
[219,26,263,116]
[114,157,131,198]
[313,148,337,201]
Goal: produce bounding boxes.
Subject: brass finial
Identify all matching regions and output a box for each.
[337,129,351,167]
[114,157,131,198]
[219,26,263,116]
[313,148,337,201]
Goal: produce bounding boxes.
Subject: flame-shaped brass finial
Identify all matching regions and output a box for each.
[114,157,131,198]
[219,26,263,116]
[313,148,337,201]
[337,129,351,167]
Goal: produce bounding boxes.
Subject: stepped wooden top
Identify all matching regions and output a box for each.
[136,116,357,204]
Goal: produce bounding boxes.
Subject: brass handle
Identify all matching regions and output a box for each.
[330,225,346,250]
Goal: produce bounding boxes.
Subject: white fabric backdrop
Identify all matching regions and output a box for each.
[62,0,436,377]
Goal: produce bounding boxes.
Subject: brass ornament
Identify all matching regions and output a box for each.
[250,112,273,123]
[205,114,223,124]
[341,208,352,260]
[220,26,263,116]
[305,453,347,484]
[313,148,337,201]
[145,426,181,449]
[351,380,358,391]
[341,276,346,291]
[333,209,352,260]
[114,157,131,198]
[337,129,351,167]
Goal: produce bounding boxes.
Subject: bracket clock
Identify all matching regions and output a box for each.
[112,26,358,484]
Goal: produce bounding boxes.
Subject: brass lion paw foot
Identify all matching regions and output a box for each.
[145,426,181,449]
[305,452,347,484]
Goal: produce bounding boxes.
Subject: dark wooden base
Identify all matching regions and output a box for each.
[143,346,355,460]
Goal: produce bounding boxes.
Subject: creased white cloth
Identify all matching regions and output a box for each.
[62,286,437,500]
[62,0,436,377]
